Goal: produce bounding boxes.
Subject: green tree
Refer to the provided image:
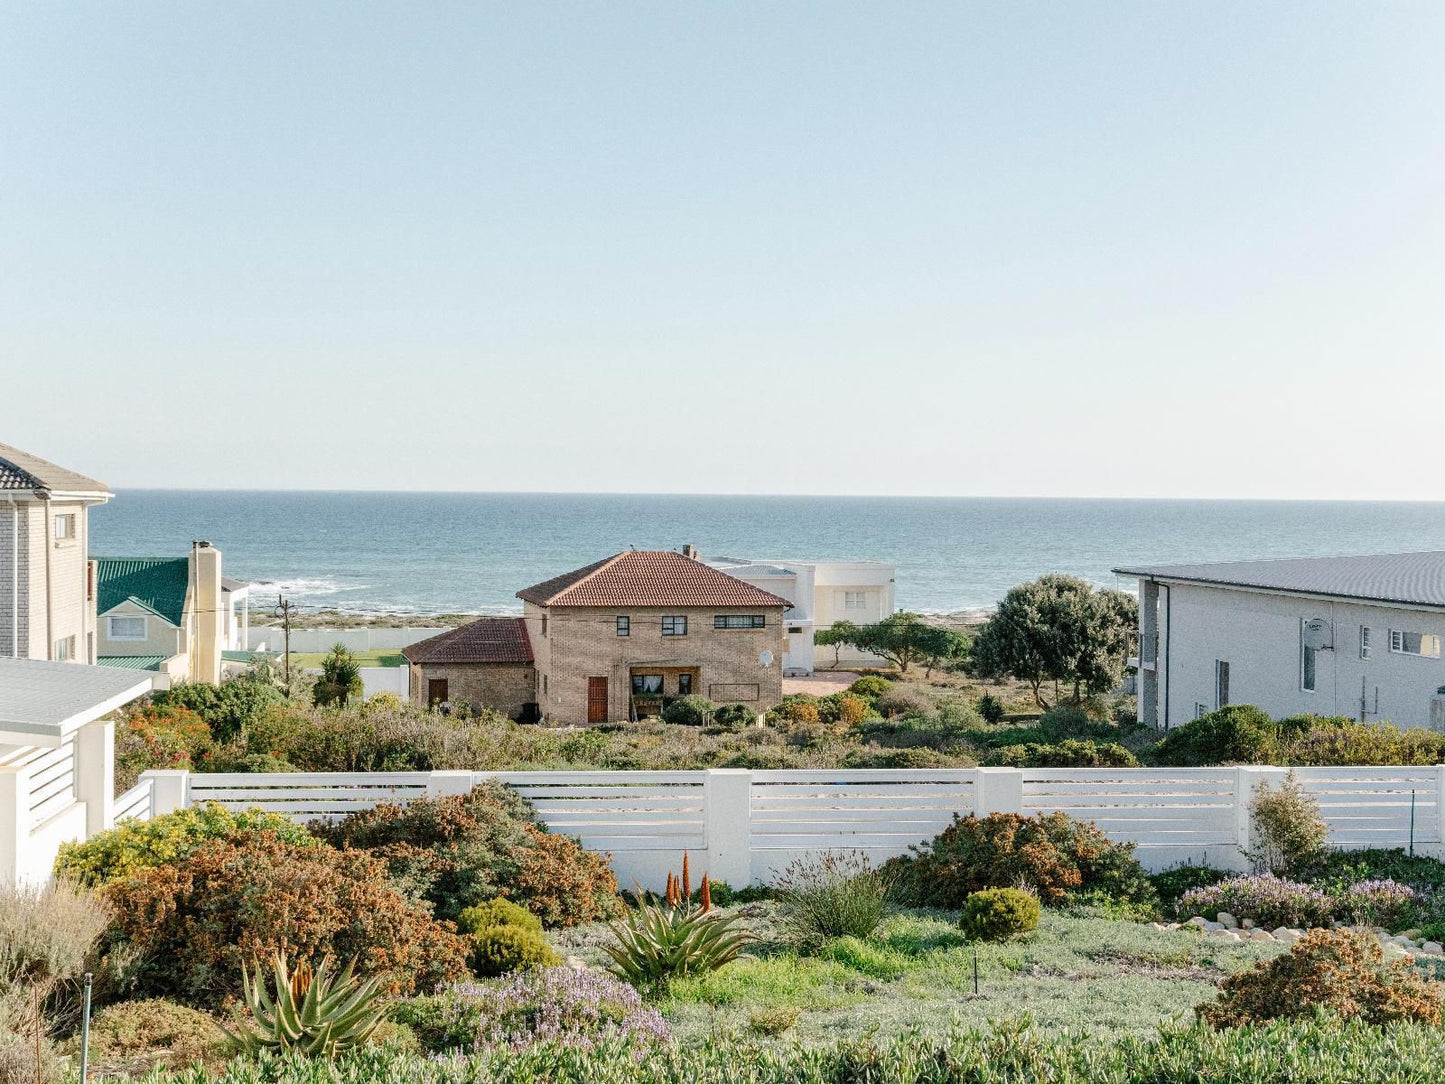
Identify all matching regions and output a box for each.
[969,575,1136,708]
[840,612,953,674]
[813,620,859,669]
[313,643,364,707]
[915,624,968,678]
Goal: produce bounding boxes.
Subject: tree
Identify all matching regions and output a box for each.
[969,575,1137,709]
[915,624,969,678]
[813,621,859,669]
[838,612,950,674]
[313,643,364,707]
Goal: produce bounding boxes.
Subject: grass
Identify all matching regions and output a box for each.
[286,651,407,668]
[551,903,1282,1045]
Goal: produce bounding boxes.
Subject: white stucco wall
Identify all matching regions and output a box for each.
[1150,582,1445,730]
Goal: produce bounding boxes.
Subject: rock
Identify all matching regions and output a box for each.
[1249,929,1274,942]
[1204,921,1224,932]
[1210,928,1241,941]
[1403,929,1423,940]
[1241,918,1255,930]
[1384,942,1411,958]
[1186,916,1210,927]
[564,955,588,972]
[1217,912,1239,929]
[1423,941,1444,955]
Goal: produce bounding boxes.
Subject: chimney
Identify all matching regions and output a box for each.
[682,544,698,560]
[191,540,223,684]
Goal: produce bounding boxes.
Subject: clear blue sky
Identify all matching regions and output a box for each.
[3,3,1443,497]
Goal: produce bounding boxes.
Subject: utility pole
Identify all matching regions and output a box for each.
[273,593,293,686]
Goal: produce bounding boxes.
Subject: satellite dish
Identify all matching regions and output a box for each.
[1302,619,1333,651]
[758,650,774,667]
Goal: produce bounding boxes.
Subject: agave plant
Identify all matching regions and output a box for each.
[233,952,387,1058]
[602,887,752,988]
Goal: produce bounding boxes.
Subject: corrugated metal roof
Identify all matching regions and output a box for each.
[402,617,534,665]
[1114,550,1445,609]
[0,441,109,493]
[517,550,791,608]
[95,558,189,626]
[97,655,166,671]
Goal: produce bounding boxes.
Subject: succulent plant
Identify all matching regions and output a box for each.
[232,953,387,1058]
[602,887,751,988]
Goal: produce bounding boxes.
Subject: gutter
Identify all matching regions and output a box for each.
[38,488,53,659]
[3,496,15,657]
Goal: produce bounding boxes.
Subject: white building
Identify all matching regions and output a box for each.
[705,550,896,674]
[1117,551,1445,731]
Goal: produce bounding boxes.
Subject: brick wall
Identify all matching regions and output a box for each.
[407,661,537,718]
[533,605,786,724]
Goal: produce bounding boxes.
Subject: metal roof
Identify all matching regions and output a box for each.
[0,658,151,747]
[95,558,190,625]
[97,655,166,671]
[1114,550,1445,609]
[0,441,110,495]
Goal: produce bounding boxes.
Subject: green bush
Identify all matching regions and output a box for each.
[977,694,1005,723]
[1249,772,1327,875]
[848,676,893,699]
[1150,864,1230,909]
[772,851,892,950]
[153,676,282,744]
[313,782,620,927]
[990,739,1138,768]
[72,998,225,1065]
[886,811,1157,910]
[661,695,716,727]
[748,1006,800,1036]
[711,703,755,730]
[1037,705,1110,740]
[55,803,318,887]
[875,690,932,718]
[457,898,542,935]
[1282,721,1445,767]
[468,925,561,977]
[1146,705,1282,766]
[959,887,1041,941]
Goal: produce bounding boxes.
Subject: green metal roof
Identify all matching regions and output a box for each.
[97,655,165,672]
[94,558,189,626]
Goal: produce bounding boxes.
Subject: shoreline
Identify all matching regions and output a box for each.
[248,607,995,631]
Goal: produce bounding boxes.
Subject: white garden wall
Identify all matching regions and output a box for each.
[110,765,1445,891]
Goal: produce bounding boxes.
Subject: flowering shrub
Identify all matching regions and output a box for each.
[1337,880,1419,929]
[1179,873,1333,929]
[835,694,869,725]
[404,969,668,1052]
[1199,929,1443,1027]
[114,702,213,790]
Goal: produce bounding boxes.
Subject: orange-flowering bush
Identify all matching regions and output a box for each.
[115,702,212,790]
[315,782,620,928]
[835,694,869,726]
[103,832,468,1008]
[885,811,1156,909]
[1199,928,1443,1027]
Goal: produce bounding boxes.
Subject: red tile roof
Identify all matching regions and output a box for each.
[401,617,534,665]
[516,550,791,608]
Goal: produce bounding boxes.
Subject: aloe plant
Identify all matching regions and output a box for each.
[602,892,752,988]
[233,953,387,1058]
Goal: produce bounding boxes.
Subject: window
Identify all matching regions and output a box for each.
[714,615,765,630]
[1390,630,1442,658]
[677,673,693,695]
[661,616,687,637]
[427,679,448,705]
[1215,660,1230,708]
[1360,626,1372,660]
[1302,644,1317,692]
[788,626,802,634]
[53,513,75,541]
[54,635,75,662]
[844,591,867,610]
[108,615,147,641]
[615,616,630,637]
[541,616,548,637]
[631,673,664,695]
[1195,702,1208,719]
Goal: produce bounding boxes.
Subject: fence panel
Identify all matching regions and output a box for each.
[1292,767,1442,847]
[186,771,433,822]
[1022,768,1238,848]
[113,777,155,823]
[484,771,708,853]
[750,769,975,852]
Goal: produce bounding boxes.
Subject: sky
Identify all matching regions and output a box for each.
[3,3,1444,498]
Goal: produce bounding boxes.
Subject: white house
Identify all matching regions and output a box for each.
[1116,551,1445,731]
[705,549,896,673]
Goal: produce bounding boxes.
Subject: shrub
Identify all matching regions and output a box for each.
[1151,864,1230,910]
[1249,772,1327,875]
[102,833,468,1007]
[1146,705,1281,767]
[153,677,282,744]
[1293,848,1445,894]
[977,694,1005,723]
[959,887,1041,941]
[55,803,318,887]
[457,898,542,936]
[1282,721,1445,767]
[1037,705,1104,740]
[748,1006,800,1036]
[115,702,213,790]
[990,740,1138,768]
[1179,874,1334,929]
[1199,928,1443,1027]
[886,811,1157,909]
[772,851,892,950]
[774,695,821,725]
[1338,880,1419,930]
[835,694,869,725]
[73,998,224,1066]
[848,676,893,699]
[468,925,560,977]
[875,690,932,718]
[712,702,755,730]
[661,696,715,727]
[313,782,620,927]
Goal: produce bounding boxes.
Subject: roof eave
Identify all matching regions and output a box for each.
[1114,570,1445,614]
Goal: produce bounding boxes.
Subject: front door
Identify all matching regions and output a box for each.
[587,677,609,723]
[427,678,449,705]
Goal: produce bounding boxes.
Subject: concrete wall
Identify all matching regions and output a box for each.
[405,661,535,716]
[1149,582,1445,730]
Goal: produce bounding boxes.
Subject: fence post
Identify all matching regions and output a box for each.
[0,765,27,885]
[75,718,115,837]
[704,769,753,887]
[145,770,190,816]
[1233,765,1287,871]
[974,767,1025,816]
[427,771,476,798]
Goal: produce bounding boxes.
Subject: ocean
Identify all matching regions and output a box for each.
[89,492,1445,618]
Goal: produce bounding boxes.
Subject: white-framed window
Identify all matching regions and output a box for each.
[1360,626,1372,660]
[615,616,630,637]
[1195,702,1208,719]
[1214,660,1230,708]
[108,615,148,641]
[54,635,75,662]
[661,616,687,637]
[844,591,867,610]
[53,513,76,541]
[1389,630,1442,658]
[1301,644,1317,692]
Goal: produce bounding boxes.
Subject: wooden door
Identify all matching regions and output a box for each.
[587,677,608,723]
[427,678,449,705]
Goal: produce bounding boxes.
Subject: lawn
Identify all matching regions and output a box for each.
[285,650,407,668]
[552,904,1282,1043]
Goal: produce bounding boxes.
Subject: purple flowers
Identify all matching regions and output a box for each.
[1338,879,1418,928]
[447,967,669,1051]
[1180,874,1334,929]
